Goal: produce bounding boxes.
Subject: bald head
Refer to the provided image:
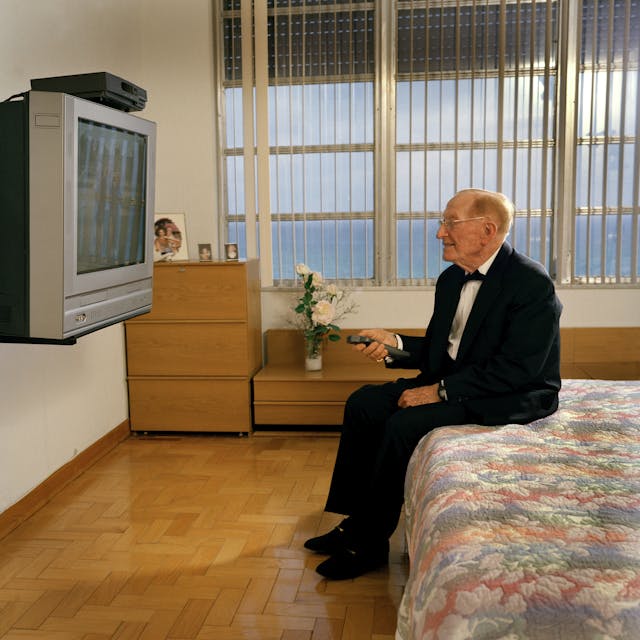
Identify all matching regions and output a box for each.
[453,189,514,236]
[437,189,514,271]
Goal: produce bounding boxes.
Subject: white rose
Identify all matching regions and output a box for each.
[295,263,311,276]
[325,283,340,298]
[311,272,323,287]
[311,300,335,326]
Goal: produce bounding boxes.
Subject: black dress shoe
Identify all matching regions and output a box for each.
[304,521,350,555]
[315,540,389,580]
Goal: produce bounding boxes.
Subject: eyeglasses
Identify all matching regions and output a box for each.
[439,216,485,229]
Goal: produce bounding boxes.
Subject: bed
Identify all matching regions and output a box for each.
[396,379,640,640]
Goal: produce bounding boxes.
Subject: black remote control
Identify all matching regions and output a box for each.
[347,335,410,359]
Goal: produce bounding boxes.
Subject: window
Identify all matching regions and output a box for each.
[573,0,640,283]
[222,1,375,282]
[218,0,640,287]
[395,1,556,282]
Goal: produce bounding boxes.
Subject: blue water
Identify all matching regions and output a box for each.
[227,214,638,282]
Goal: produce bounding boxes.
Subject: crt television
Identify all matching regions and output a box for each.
[0,90,157,343]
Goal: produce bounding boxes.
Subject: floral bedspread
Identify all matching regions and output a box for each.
[396,379,640,640]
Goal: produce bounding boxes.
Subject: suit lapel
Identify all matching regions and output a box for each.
[431,266,465,360]
[456,243,511,361]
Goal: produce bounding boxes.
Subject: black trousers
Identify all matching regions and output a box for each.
[324,378,470,540]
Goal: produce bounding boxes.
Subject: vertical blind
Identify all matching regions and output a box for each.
[219,0,640,286]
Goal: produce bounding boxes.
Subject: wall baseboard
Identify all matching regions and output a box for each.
[0,420,130,541]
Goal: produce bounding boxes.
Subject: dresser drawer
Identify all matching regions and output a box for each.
[126,322,249,376]
[142,263,249,320]
[253,402,343,426]
[128,378,252,432]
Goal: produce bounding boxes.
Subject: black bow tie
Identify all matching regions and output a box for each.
[462,270,485,283]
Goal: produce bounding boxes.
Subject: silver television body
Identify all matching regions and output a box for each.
[27,91,156,340]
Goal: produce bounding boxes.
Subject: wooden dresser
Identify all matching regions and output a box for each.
[125,260,261,433]
[253,329,422,427]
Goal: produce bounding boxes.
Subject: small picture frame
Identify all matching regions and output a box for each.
[224,242,239,261]
[154,213,189,261]
[198,243,213,262]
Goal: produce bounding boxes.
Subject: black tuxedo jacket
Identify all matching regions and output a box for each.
[392,242,563,425]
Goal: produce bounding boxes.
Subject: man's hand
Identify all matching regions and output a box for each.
[352,329,398,362]
[398,384,441,408]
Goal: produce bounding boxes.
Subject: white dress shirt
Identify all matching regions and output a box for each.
[389,247,501,363]
[447,248,500,360]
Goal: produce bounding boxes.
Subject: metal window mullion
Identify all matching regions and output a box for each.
[599,0,616,282]
[539,0,553,271]
[526,0,536,257]
[496,0,506,193]
[454,1,461,191]
[340,13,344,281]
[408,5,414,280]
[232,87,242,238]
[358,6,372,284]
[214,8,234,253]
[315,9,323,271]
[632,74,640,284]
[300,8,307,274]
[364,9,372,284]
[423,3,430,279]
[554,0,579,284]
[616,0,631,282]
[376,0,395,285]
[303,10,312,271]
[631,23,640,283]
[511,0,521,243]
[470,0,477,188]
[438,4,445,223]
[585,0,599,282]
[255,0,272,286]
[241,0,258,262]
[316,7,328,272]
[482,0,490,188]
[335,4,342,280]
[272,11,282,280]
[285,7,296,281]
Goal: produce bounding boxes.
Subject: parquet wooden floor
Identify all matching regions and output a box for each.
[0,433,408,639]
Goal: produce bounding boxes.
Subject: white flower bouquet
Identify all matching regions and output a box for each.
[291,263,356,360]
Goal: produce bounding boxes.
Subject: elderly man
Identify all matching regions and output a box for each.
[305,188,563,580]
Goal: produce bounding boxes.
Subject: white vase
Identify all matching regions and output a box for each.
[305,353,323,371]
[304,338,323,371]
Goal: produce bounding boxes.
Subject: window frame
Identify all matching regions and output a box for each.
[216,0,640,289]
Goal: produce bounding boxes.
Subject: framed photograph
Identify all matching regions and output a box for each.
[224,242,239,261]
[153,213,189,261]
[198,243,213,262]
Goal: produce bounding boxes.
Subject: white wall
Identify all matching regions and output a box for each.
[138,0,219,255]
[0,325,129,512]
[1,0,638,516]
[0,0,218,514]
[261,287,640,332]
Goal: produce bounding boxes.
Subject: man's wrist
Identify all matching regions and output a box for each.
[384,333,403,364]
[437,379,448,402]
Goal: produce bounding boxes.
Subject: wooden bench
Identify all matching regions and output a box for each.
[252,327,640,428]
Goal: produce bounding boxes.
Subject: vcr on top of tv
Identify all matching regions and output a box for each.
[30,72,147,112]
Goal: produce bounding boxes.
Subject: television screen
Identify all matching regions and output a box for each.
[76,118,148,275]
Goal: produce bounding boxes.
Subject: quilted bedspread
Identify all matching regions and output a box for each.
[396,379,640,640]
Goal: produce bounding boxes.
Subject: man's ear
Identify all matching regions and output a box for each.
[483,219,498,237]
